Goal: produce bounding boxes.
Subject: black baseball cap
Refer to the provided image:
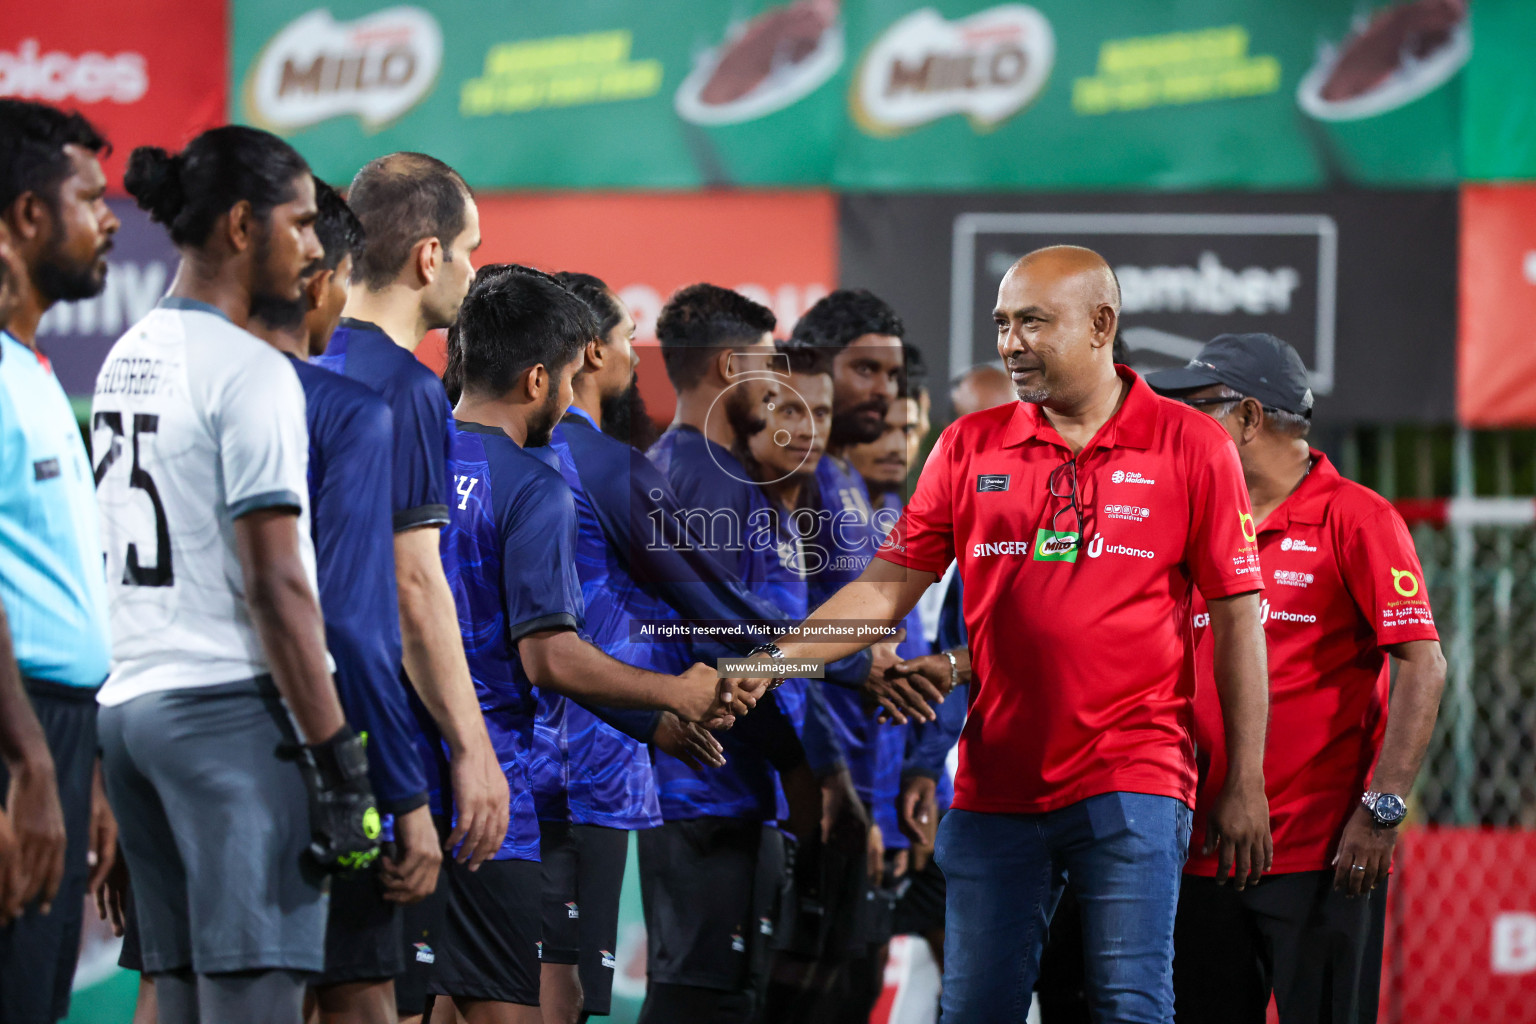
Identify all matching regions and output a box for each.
[1145,333,1314,416]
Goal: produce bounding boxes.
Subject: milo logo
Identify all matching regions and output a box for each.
[245,6,443,131]
[1033,528,1079,563]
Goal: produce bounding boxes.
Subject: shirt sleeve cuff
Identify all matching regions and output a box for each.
[378,791,430,816]
[875,547,951,576]
[228,489,304,520]
[393,504,451,532]
[901,767,942,782]
[1375,626,1441,647]
[1195,578,1264,600]
[505,613,580,645]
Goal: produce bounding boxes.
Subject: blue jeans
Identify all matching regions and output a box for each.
[935,793,1192,1024]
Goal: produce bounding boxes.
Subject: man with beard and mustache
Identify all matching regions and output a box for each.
[726,246,1272,1023]
[314,153,508,1022]
[530,271,844,1024]
[775,290,913,1022]
[434,267,730,1024]
[246,179,439,1024]
[0,99,118,1024]
[644,284,865,1024]
[95,126,376,1024]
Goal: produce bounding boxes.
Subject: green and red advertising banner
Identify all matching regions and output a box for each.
[229,0,1469,191]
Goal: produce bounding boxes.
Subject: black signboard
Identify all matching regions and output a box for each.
[839,191,1456,424]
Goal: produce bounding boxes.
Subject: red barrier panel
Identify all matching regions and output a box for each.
[2,1,227,194]
[415,191,838,425]
[1458,185,1536,427]
[1386,828,1536,1024]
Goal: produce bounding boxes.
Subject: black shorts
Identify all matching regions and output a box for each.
[822,836,886,957]
[892,850,946,938]
[1174,870,1389,1024]
[0,680,97,1024]
[317,868,405,986]
[539,821,629,1016]
[428,857,543,1007]
[637,817,784,993]
[119,884,144,973]
[394,864,450,1019]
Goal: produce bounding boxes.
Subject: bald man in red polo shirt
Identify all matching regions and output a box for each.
[1150,334,1446,1024]
[729,246,1272,1022]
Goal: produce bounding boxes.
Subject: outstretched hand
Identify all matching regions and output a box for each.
[673,663,739,728]
[654,711,727,769]
[869,647,953,725]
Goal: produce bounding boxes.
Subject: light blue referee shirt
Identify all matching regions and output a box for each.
[0,330,111,687]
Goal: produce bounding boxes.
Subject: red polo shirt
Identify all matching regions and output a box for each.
[877,368,1261,815]
[1185,452,1439,876]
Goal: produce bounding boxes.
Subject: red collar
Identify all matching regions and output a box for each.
[1001,366,1160,454]
[1259,450,1340,532]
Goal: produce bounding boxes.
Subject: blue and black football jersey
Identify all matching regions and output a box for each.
[441,420,584,861]
[314,318,451,531]
[811,455,890,808]
[533,408,672,831]
[645,426,840,821]
[289,357,428,812]
[906,566,967,811]
[871,491,923,849]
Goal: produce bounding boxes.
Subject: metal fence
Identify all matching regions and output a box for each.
[1323,425,1536,827]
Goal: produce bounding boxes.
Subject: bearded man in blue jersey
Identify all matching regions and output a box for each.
[432,266,733,1024]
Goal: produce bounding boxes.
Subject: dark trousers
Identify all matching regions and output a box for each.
[0,680,97,1024]
[1173,870,1388,1024]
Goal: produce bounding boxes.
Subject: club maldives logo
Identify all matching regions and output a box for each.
[851,4,1055,135]
[1110,469,1155,486]
[1280,537,1317,552]
[1103,503,1150,523]
[245,6,443,132]
[0,39,147,104]
[1033,528,1079,562]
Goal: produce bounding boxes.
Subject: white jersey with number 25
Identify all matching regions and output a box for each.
[91,298,316,706]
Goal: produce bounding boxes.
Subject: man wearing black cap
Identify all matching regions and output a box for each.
[1150,334,1447,1024]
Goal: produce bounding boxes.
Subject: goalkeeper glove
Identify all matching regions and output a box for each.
[280,724,381,873]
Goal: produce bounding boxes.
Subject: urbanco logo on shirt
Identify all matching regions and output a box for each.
[1260,599,1317,625]
[1086,535,1154,560]
[1032,528,1079,562]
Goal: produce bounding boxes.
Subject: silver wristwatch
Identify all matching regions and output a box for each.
[747,642,787,691]
[1362,791,1407,828]
[942,649,959,692]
